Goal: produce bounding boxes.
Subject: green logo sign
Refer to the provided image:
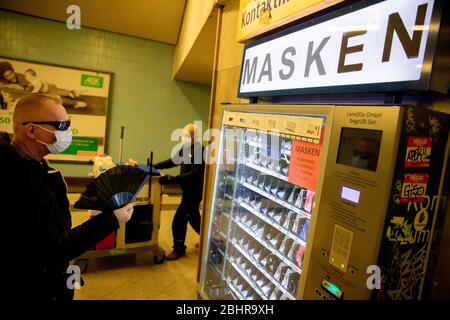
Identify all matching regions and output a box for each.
[63,137,99,155]
[81,74,104,88]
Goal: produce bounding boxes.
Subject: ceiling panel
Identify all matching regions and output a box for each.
[0,0,186,44]
[174,9,217,85]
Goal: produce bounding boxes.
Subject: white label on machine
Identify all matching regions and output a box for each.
[341,186,361,205]
[329,224,353,273]
[223,111,323,141]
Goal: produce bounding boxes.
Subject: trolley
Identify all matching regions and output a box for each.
[72,163,166,272]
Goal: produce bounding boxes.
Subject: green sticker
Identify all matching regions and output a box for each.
[81,74,104,88]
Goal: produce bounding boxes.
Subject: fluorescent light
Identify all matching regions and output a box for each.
[413,25,429,31]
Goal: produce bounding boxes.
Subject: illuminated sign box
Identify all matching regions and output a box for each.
[238,0,447,98]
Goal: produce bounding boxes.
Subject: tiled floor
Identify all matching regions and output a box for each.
[73,208,200,300]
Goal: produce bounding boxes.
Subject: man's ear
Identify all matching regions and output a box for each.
[23,123,36,139]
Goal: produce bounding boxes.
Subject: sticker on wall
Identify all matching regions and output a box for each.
[404,136,432,168]
[400,173,429,203]
[375,106,449,300]
[414,210,428,231]
[385,218,430,245]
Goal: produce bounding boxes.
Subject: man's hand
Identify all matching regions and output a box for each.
[113,203,134,223]
[125,158,138,167]
[159,175,173,185]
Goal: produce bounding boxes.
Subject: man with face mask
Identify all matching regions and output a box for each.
[153,123,205,261]
[0,93,134,301]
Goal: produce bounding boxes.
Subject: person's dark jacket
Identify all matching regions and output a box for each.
[154,142,205,197]
[0,143,119,301]
[0,131,11,144]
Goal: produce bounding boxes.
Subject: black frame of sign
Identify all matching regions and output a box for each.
[237,0,446,98]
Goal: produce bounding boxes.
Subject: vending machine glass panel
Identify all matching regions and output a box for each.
[199,108,330,300]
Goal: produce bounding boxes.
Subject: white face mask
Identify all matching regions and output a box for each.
[34,125,73,154]
[351,156,369,169]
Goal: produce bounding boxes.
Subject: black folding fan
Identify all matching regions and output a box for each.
[74,165,149,212]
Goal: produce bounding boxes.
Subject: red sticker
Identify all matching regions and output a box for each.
[400,173,429,203]
[405,136,432,168]
[288,140,322,192]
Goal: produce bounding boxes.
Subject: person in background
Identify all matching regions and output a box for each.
[154,123,205,261]
[0,93,134,301]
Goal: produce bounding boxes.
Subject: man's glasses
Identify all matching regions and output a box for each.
[22,120,71,131]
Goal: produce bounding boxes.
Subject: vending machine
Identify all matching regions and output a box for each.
[198,104,449,300]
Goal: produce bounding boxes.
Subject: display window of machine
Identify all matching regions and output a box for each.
[336,128,383,172]
[200,111,326,300]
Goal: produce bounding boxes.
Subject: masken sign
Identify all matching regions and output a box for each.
[238,0,437,97]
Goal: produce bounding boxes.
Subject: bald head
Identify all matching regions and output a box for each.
[12,93,68,160]
[183,123,199,143]
[13,93,66,136]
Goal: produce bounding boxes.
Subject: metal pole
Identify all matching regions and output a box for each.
[119,126,124,163]
[149,151,153,201]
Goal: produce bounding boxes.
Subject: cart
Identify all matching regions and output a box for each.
[73,172,166,272]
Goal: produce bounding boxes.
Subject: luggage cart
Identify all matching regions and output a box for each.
[74,154,166,272]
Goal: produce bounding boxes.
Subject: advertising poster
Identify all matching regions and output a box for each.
[374,106,449,300]
[0,57,111,162]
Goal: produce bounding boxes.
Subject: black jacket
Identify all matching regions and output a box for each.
[154,142,205,197]
[0,143,119,301]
